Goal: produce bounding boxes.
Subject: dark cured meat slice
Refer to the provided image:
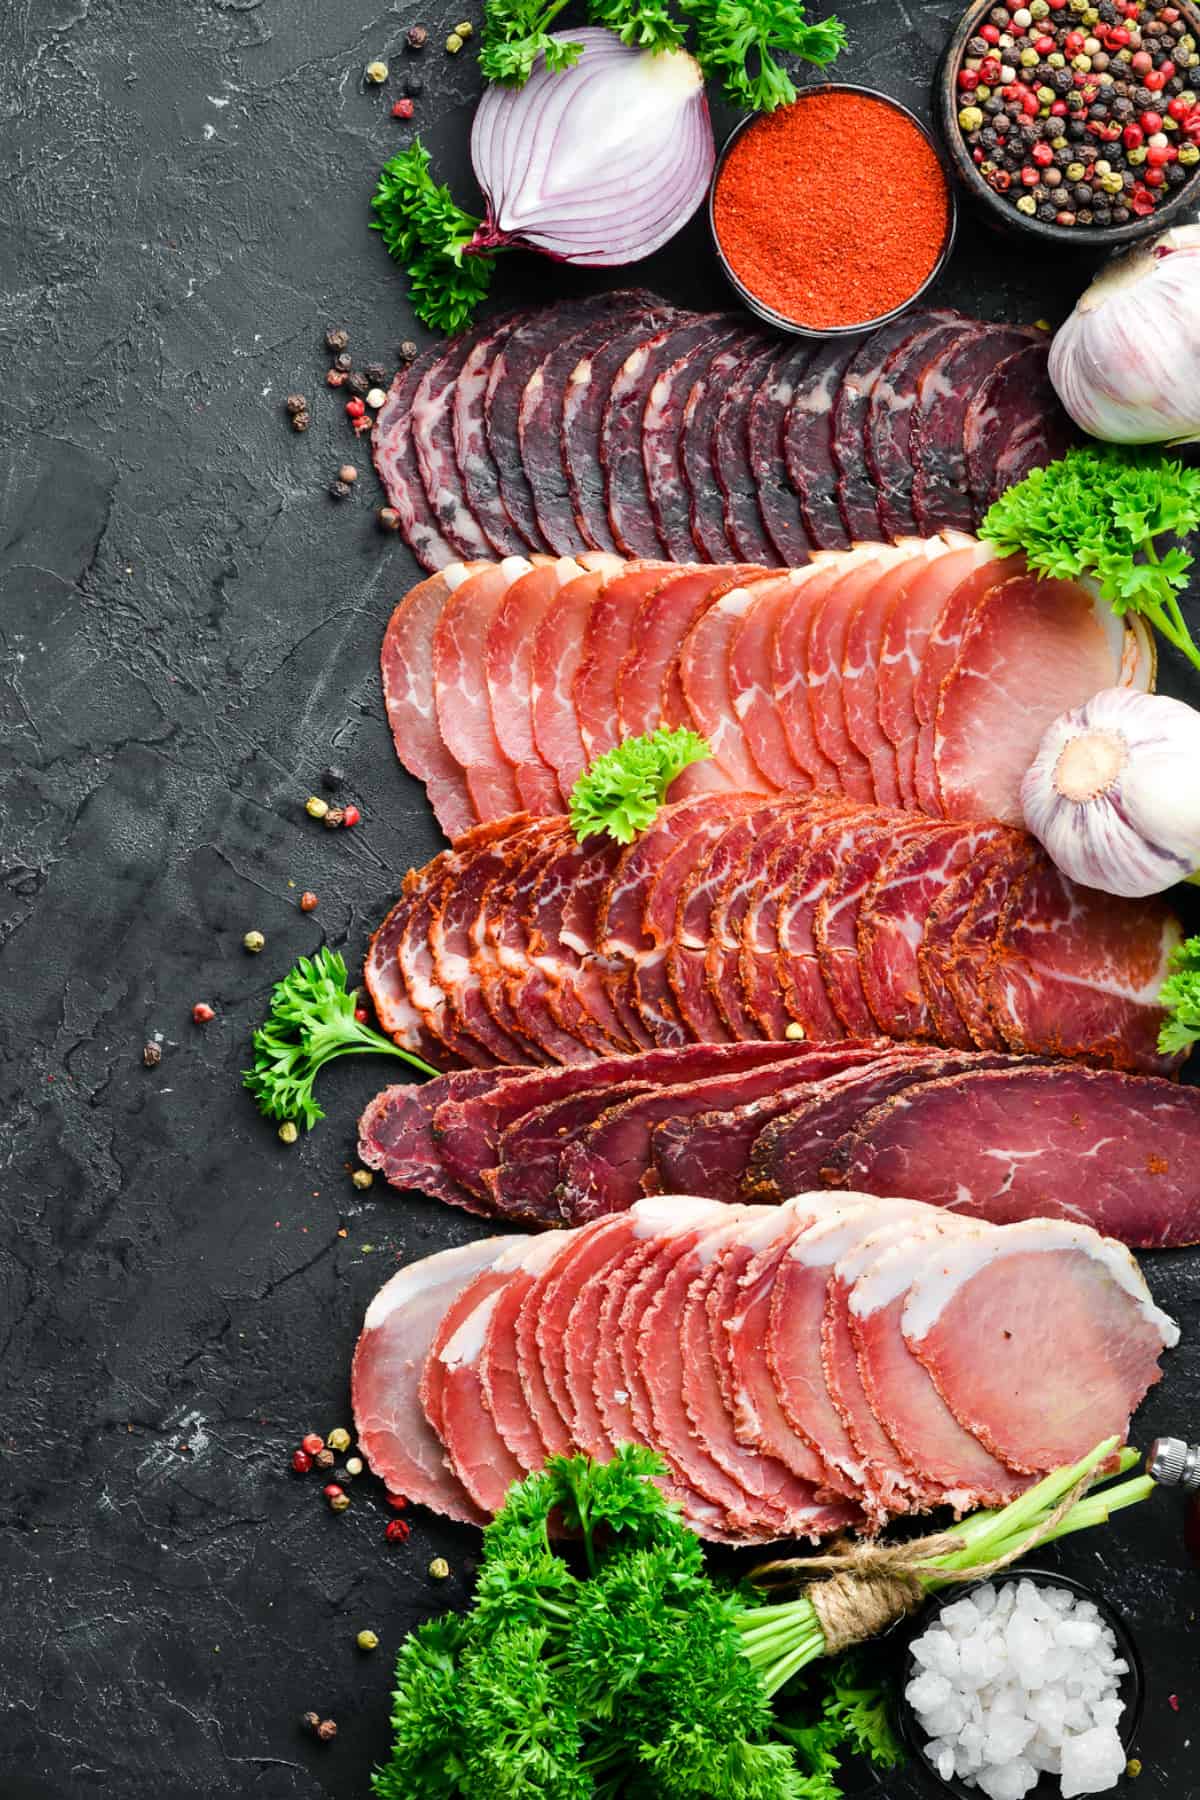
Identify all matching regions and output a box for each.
[455,317,532,556]
[574,562,672,761]
[433,562,527,819]
[814,819,940,1037]
[520,297,667,554]
[479,1233,576,1469]
[564,313,684,553]
[832,310,961,542]
[486,558,581,813]
[682,335,772,561]
[489,294,654,553]
[714,340,788,564]
[650,1042,889,1201]
[372,348,459,572]
[617,566,762,741]
[867,320,969,540]
[381,569,483,839]
[962,338,1070,516]
[491,1080,657,1221]
[784,339,864,552]
[748,340,816,566]
[604,314,730,557]
[429,825,544,1066]
[413,316,520,559]
[910,325,1033,533]
[644,327,755,561]
[358,1073,510,1212]
[835,1064,1200,1249]
[353,1236,516,1521]
[728,572,818,789]
[989,388,1081,505]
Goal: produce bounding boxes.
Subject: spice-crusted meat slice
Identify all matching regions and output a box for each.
[932,572,1152,826]
[353,1235,519,1522]
[477,824,595,1065]
[573,560,674,761]
[717,802,818,1040]
[714,340,787,564]
[529,560,621,797]
[804,549,896,802]
[909,549,1011,816]
[358,1071,510,1210]
[433,559,535,820]
[962,338,1077,517]
[748,340,816,566]
[459,819,559,1061]
[910,325,1035,534]
[682,334,773,560]
[564,314,684,552]
[412,316,521,559]
[428,824,544,1066]
[401,860,509,1068]
[381,568,486,839]
[617,565,763,742]
[900,1218,1178,1473]
[643,326,757,560]
[500,826,606,1063]
[372,348,460,572]
[874,533,995,809]
[455,316,534,555]
[523,831,637,1054]
[603,314,732,558]
[984,857,1182,1075]
[680,577,782,792]
[668,800,784,1043]
[940,835,1038,1051]
[485,557,586,814]
[866,319,969,541]
[831,310,961,541]
[367,854,480,1070]
[738,798,849,1036]
[727,570,821,790]
[840,541,941,808]
[814,816,940,1036]
[520,293,671,553]
[776,805,878,1041]
[783,339,863,552]
[833,1064,1200,1249]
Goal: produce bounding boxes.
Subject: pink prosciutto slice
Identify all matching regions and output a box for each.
[910,553,1018,815]
[519,1213,640,1451]
[727,570,822,790]
[530,559,623,796]
[841,541,943,807]
[434,558,535,819]
[479,1233,576,1469]
[486,557,586,811]
[680,581,780,791]
[381,567,486,838]
[804,549,893,802]
[617,565,760,740]
[574,561,672,761]
[933,571,1153,825]
[901,1218,1178,1473]
[772,562,850,789]
[353,1235,519,1522]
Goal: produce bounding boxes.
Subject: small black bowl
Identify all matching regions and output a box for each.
[895,1568,1145,1798]
[938,0,1200,249]
[708,85,958,338]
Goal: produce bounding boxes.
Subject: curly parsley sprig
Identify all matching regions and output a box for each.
[370,143,496,335]
[569,726,712,845]
[980,444,1200,674]
[1158,935,1200,1057]
[479,0,586,83]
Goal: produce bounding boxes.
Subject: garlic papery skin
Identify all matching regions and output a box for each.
[1048,226,1200,445]
[1022,687,1200,898]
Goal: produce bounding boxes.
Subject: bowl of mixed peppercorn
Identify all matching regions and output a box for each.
[940,0,1200,241]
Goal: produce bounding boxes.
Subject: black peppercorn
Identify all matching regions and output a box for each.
[364,362,388,386]
[406,23,428,49]
[292,412,310,433]
[1113,95,1134,116]
[1093,204,1113,223]
[329,480,353,500]
[1038,201,1059,220]
[335,350,353,372]
[968,33,989,53]
[1053,68,1074,92]
[1068,117,1088,138]
[398,340,418,363]
[1054,143,1075,165]
[1167,160,1189,184]
[143,1041,162,1068]
[347,371,370,397]
[1113,203,1131,222]
[985,95,1004,115]
[323,765,346,790]
[1089,101,1108,118]
[285,393,307,416]
[325,327,350,353]
[1134,85,1155,108]
[404,74,424,96]
[1074,182,1093,205]
[1078,207,1095,224]
[980,126,1000,150]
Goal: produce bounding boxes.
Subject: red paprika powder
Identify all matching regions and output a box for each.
[713,92,951,331]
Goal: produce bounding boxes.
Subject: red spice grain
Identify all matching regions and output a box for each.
[713,93,950,331]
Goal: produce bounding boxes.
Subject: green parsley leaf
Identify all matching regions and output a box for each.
[371,142,497,335]
[586,0,688,53]
[479,0,584,83]
[677,0,847,110]
[569,726,712,844]
[1158,934,1200,1057]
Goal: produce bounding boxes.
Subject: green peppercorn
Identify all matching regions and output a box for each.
[1048,50,1066,65]
[1071,52,1093,68]
[279,1121,299,1145]
[243,929,265,954]
[1180,140,1200,161]
[352,1169,374,1190]
[1016,194,1039,213]
[445,30,463,51]
[1021,46,1041,64]
[328,1427,352,1453]
[1127,143,1148,163]
[1030,0,1050,15]
[356,1629,380,1651]
[1100,169,1124,192]
[959,104,986,130]
[429,1557,451,1580]
[1066,160,1087,179]
[976,83,993,99]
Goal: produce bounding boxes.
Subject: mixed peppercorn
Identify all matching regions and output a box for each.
[953,0,1200,225]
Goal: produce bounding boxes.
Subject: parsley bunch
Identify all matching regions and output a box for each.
[371,144,496,336]
[569,726,712,845]
[980,444,1200,673]
[373,1447,899,1800]
[1158,935,1200,1056]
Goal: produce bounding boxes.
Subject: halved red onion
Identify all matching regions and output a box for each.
[470,28,714,266]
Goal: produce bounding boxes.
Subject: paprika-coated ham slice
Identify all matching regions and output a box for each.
[919,834,1030,1050]
[668,801,787,1043]
[434,558,536,819]
[522,830,639,1054]
[429,823,550,1065]
[485,557,586,812]
[900,1218,1178,1473]
[710,802,813,1040]
[364,861,453,1063]
[776,806,883,1041]
[529,560,622,797]
[617,565,763,742]
[815,816,940,1036]
[381,566,486,839]
[353,1235,519,1523]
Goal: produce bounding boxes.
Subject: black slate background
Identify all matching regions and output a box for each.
[3,2,1200,1795]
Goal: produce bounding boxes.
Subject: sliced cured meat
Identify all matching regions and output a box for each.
[454,314,531,556]
[429,825,547,1065]
[714,340,786,564]
[492,1079,657,1220]
[359,1072,509,1211]
[488,295,651,552]
[669,802,785,1043]
[867,319,969,541]
[805,550,896,801]
[381,567,483,838]
[401,861,501,1067]
[366,857,463,1067]
[985,858,1181,1075]
[574,561,673,760]
[962,337,1071,516]
[486,557,586,812]
[910,550,1013,816]
[840,541,940,807]
[372,348,459,572]
[933,572,1152,825]
[728,570,820,790]
[706,803,809,1041]
[478,824,592,1065]
[434,558,533,818]
[910,325,1036,534]
[353,1235,518,1522]
[564,313,683,552]
[529,560,621,796]
[682,334,771,560]
[815,817,938,1035]
[775,558,875,788]
[479,1234,577,1470]
[413,319,517,559]
[832,311,961,542]
[523,830,637,1054]
[521,296,670,553]
[777,807,878,1041]
[618,565,761,742]
[748,340,815,566]
[604,314,730,558]
[875,534,996,808]
[847,1221,1029,1510]
[939,835,1037,1051]
[835,1063,1200,1249]
[680,578,780,791]
[644,326,755,560]
[901,1218,1179,1473]
[515,1213,636,1455]
[784,339,863,552]
[989,388,1082,503]
[739,802,848,1036]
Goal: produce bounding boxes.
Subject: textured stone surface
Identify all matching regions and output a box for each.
[1,1,1198,1795]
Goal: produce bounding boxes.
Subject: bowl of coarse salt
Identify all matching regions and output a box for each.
[897,1570,1144,1800]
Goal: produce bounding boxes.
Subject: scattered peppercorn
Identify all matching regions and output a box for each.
[279,1120,300,1145]
[354,1004,370,1023]
[405,74,425,96]
[315,1447,336,1472]
[342,804,361,828]
[328,1426,352,1453]
[316,1719,338,1743]
[291,412,310,434]
[192,1002,215,1024]
[1127,1759,1143,1778]
[143,1041,162,1068]
[356,1629,380,1651]
[329,480,352,501]
[335,350,353,372]
[300,891,319,913]
[302,1433,325,1455]
[243,929,266,954]
[346,370,370,398]
[399,340,418,362]
[378,506,401,531]
[366,386,388,409]
[346,398,366,420]
[352,1168,374,1191]
[454,20,473,36]
[392,97,415,119]
[325,327,350,352]
[407,24,428,49]
[337,463,358,485]
[429,1556,451,1580]
[323,765,346,790]
[322,805,346,830]
[285,394,308,417]
[385,1517,411,1542]
[446,31,464,52]
[366,59,389,83]
[302,1710,322,1733]
[291,1448,313,1474]
[305,794,330,819]
[345,1455,364,1476]
[385,1492,409,1510]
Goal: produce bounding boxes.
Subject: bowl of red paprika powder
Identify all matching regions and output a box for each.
[709,85,957,335]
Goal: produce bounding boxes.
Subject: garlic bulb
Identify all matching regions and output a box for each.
[1022,688,1200,898]
[1048,227,1200,444]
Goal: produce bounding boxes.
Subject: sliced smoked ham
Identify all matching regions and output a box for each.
[433,559,535,819]
[380,567,484,839]
[485,557,586,812]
